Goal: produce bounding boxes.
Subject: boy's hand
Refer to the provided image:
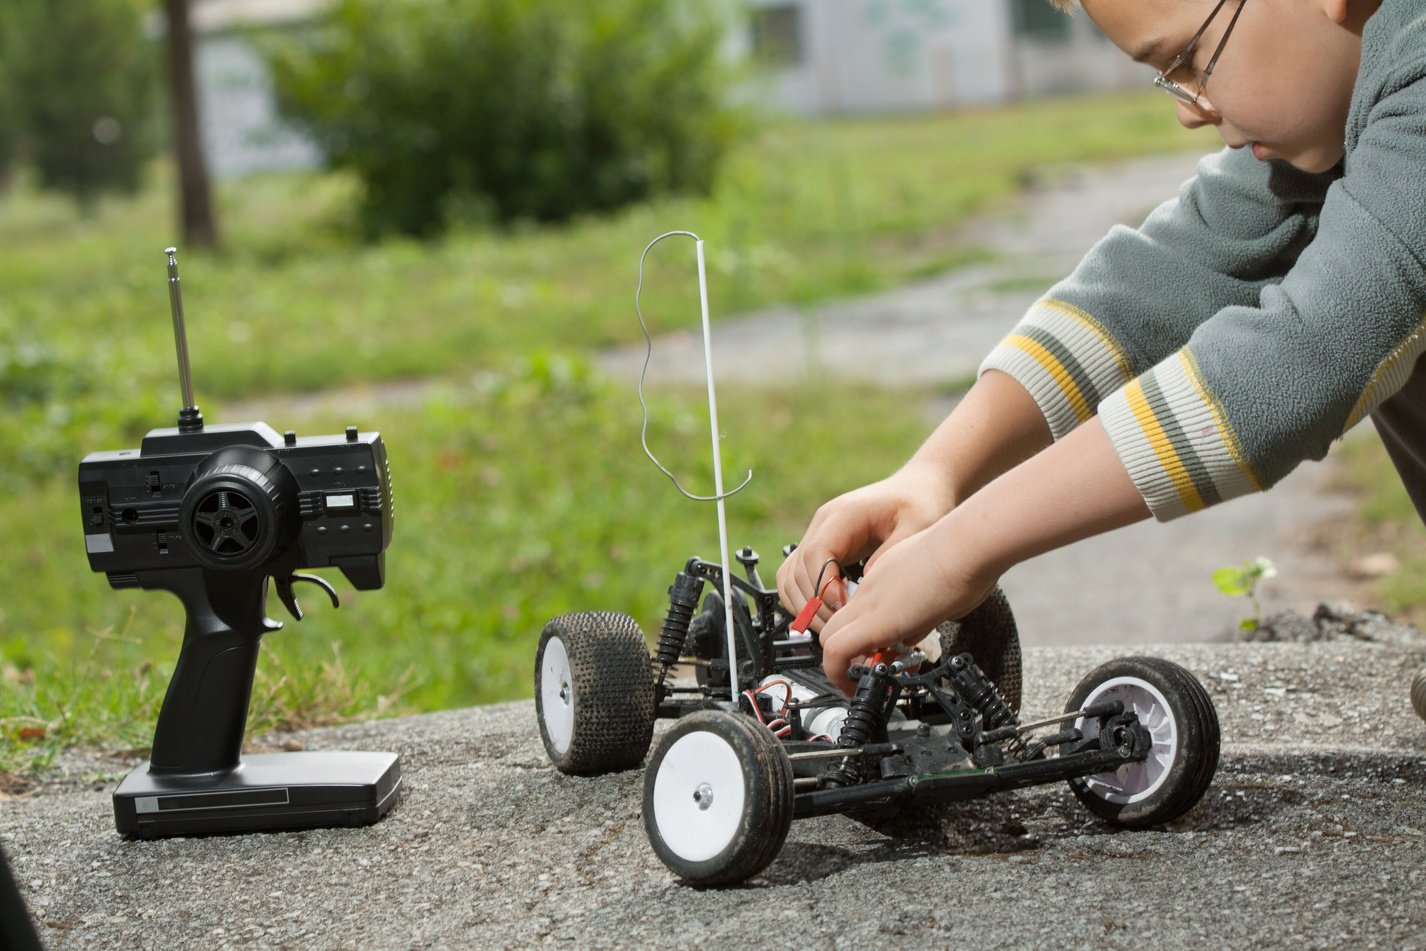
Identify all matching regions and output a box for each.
[816,415,1151,693]
[776,463,955,632]
[777,371,1053,634]
[816,520,997,695]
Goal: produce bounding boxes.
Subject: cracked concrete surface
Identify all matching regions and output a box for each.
[3,631,1424,950]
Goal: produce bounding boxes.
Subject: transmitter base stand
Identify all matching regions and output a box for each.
[113,750,402,839]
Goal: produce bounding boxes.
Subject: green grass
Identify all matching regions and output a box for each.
[1334,435,1426,623]
[0,90,1213,784]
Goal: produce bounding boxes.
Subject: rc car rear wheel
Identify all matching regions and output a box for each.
[1064,656,1219,827]
[643,710,794,885]
[684,591,756,689]
[535,612,655,775]
[937,585,1023,712]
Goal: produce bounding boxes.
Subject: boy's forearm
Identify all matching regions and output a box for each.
[935,414,1150,581]
[901,369,1054,508]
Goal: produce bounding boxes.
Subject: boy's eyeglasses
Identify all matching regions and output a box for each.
[1153,0,1247,106]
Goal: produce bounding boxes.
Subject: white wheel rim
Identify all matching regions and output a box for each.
[652,729,747,863]
[1075,675,1178,804]
[539,636,575,755]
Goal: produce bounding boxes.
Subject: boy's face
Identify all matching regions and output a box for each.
[1081,0,1379,173]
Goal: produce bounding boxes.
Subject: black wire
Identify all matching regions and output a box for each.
[633,230,751,502]
[812,557,841,599]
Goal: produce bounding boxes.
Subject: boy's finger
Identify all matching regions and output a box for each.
[798,552,847,632]
[777,545,816,608]
[822,646,855,696]
[819,615,863,696]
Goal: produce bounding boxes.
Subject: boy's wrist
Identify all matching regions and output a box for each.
[892,457,961,512]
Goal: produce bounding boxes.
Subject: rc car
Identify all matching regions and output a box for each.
[534,547,1220,885]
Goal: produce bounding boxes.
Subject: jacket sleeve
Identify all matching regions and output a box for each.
[1093,65,1426,520]
[983,59,1426,521]
[980,145,1333,444]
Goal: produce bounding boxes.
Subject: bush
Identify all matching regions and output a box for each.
[266,0,748,236]
[0,0,160,207]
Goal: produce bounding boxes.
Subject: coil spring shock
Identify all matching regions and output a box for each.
[949,654,1034,761]
[825,656,896,786]
[652,571,705,697]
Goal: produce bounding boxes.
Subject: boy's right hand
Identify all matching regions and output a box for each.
[776,463,955,632]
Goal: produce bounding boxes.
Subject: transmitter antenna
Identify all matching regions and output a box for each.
[165,247,204,433]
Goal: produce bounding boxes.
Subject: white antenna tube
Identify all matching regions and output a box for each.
[693,239,740,703]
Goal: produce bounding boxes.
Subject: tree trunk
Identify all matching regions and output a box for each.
[163,0,219,250]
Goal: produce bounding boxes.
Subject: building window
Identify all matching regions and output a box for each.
[750,4,803,67]
[1010,0,1071,42]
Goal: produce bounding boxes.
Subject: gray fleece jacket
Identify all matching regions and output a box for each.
[980,0,1426,520]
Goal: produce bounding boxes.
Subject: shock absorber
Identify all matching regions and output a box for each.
[825,651,897,787]
[948,653,1033,761]
[652,571,705,698]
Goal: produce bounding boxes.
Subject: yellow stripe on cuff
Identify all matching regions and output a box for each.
[1005,334,1094,423]
[1039,298,1134,384]
[1123,378,1206,514]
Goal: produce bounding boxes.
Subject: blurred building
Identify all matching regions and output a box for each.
[188,0,1147,178]
[189,0,325,178]
[737,0,1148,116]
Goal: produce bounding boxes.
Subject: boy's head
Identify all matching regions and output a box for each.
[1058,0,1382,173]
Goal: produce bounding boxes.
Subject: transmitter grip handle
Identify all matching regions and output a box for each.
[147,567,281,774]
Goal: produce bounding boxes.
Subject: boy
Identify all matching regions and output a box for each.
[777,0,1426,694]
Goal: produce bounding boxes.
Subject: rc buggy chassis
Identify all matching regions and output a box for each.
[535,547,1220,885]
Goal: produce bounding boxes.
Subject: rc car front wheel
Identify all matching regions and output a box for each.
[535,611,655,775]
[1064,656,1219,828]
[643,711,794,886]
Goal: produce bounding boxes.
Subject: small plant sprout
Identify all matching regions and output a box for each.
[1212,556,1278,632]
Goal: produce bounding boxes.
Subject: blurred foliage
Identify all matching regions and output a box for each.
[0,0,160,208]
[264,0,749,237]
[0,24,21,178]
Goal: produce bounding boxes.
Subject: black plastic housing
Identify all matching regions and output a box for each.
[77,419,399,836]
[79,421,392,591]
[112,751,402,839]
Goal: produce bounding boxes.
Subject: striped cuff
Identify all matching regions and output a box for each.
[979,298,1135,440]
[1100,349,1262,521]
[1344,312,1426,431]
